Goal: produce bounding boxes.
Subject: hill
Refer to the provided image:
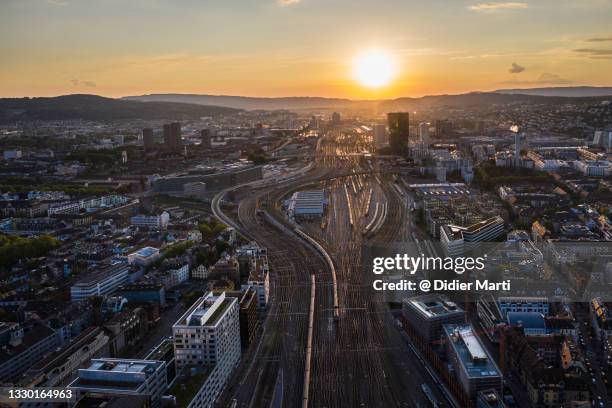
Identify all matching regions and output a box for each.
[0,94,240,123]
[123,91,612,112]
[122,93,356,110]
[494,86,612,97]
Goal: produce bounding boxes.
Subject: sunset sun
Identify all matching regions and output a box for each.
[352,50,396,88]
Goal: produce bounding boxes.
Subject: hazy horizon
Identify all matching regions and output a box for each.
[3,84,612,101]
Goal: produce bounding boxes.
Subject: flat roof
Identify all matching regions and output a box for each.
[444,324,501,379]
[134,246,159,257]
[169,368,213,408]
[507,312,546,329]
[74,264,127,285]
[71,359,164,391]
[175,292,234,327]
[405,295,464,319]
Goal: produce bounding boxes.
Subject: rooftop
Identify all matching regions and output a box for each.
[133,246,159,257]
[71,358,165,391]
[405,295,465,319]
[74,263,127,286]
[169,368,212,408]
[507,312,546,330]
[175,292,234,327]
[443,324,501,379]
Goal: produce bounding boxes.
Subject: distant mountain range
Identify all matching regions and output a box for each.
[122,94,357,111]
[1,88,611,123]
[0,94,239,123]
[124,87,612,111]
[494,86,612,97]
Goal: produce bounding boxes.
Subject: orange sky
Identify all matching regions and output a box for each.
[1,0,611,98]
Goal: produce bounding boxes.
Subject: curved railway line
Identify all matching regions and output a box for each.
[215,133,451,408]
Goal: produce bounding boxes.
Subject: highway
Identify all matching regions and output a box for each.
[215,128,453,408]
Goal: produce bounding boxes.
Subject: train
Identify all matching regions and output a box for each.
[420,384,440,408]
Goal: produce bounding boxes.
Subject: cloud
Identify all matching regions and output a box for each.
[277,0,299,5]
[508,62,525,74]
[69,79,97,87]
[469,2,528,11]
[585,37,612,42]
[573,48,612,59]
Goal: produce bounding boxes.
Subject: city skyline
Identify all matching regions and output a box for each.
[1,0,612,99]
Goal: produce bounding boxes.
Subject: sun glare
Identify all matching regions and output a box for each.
[352,50,396,88]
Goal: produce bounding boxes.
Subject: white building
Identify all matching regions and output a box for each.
[130,211,170,230]
[161,264,189,289]
[48,195,130,216]
[191,264,208,280]
[69,358,167,408]
[127,246,160,266]
[440,216,505,257]
[573,160,610,177]
[70,264,129,301]
[172,292,241,408]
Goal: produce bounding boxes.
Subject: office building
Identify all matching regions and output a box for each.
[443,324,503,398]
[70,358,167,408]
[514,131,523,168]
[127,246,161,266]
[402,295,466,342]
[418,122,430,146]
[201,129,212,149]
[247,258,269,311]
[498,297,549,317]
[387,112,409,153]
[171,292,241,408]
[163,122,181,152]
[309,115,320,130]
[0,323,62,383]
[153,166,262,194]
[70,264,130,301]
[506,312,547,336]
[476,294,504,343]
[20,327,109,388]
[225,288,258,348]
[142,128,154,150]
[331,112,341,124]
[130,211,170,230]
[118,283,166,306]
[440,216,505,257]
[373,123,387,148]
